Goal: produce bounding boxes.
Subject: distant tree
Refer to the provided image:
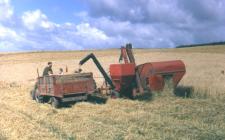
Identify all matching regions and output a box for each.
[176,41,225,48]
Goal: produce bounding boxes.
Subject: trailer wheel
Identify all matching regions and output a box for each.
[35,95,44,103]
[51,97,61,108]
[35,90,44,103]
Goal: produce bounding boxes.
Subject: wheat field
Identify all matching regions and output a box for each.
[0,45,225,140]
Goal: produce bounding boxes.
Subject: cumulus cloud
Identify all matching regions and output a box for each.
[178,0,225,23]
[22,10,57,30]
[0,0,13,21]
[85,0,225,47]
[87,0,187,24]
[0,24,28,51]
[7,19,113,51]
[0,1,113,51]
[0,0,225,51]
[0,24,17,38]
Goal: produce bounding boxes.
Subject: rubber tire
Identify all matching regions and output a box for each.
[51,97,61,108]
[35,90,44,103]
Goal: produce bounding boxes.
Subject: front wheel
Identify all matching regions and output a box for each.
[35,90,44,103]
[50,97,61,108]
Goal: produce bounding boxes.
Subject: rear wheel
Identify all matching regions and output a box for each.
[51,97,61,108]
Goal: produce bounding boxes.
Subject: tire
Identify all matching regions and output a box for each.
[51,97,61,108]
[43,97,50,103]
[35,90,44,103]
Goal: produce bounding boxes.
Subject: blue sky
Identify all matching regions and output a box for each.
[0,0,225,51]
[11,0,86,24]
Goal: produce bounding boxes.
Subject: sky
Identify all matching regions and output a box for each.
[0,0,225,51]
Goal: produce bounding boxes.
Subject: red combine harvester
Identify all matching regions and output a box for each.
[79,43,186,98]
[31,73,96,108]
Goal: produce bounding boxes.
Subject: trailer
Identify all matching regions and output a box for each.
[31,72,96,108]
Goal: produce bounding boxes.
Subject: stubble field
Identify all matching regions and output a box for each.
[0,45,225,140]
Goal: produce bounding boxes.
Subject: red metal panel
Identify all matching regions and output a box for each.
[137,60,186,91]
[109,63,135,91]
[60,81,94,94]
[53,75,95,98]
[148,75,164,91]
[110,75,135,91]
[172,71,186,87]
[149,60,185,74]
[37,77,47,95]
[37,73,96,98]
[110,63,135,76]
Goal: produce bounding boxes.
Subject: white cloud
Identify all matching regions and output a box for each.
[52,36,83,50]
[2,2,118,51]
[85,0,225,47]
[1,0,225,51]
[0,24,17,38]
[0,7,113,51]
[0,24,37,51]
[75,23,108,40]
[21,10,57,30]
[0,0,13,21]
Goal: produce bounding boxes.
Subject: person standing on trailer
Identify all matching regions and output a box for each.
[31,62,54,100]
[43,62,53,76]
[59,68,64,75]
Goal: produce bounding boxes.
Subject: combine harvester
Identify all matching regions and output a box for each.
[79,43,186,98]
[31,43,186,108]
